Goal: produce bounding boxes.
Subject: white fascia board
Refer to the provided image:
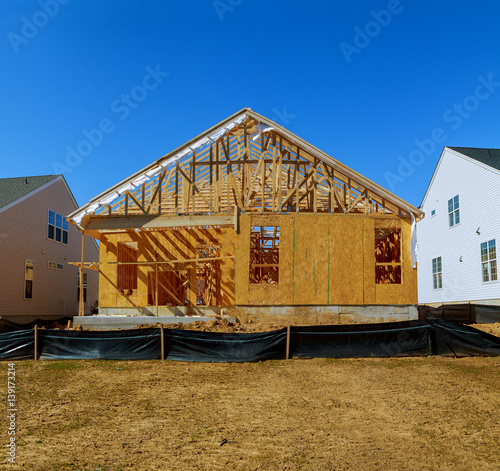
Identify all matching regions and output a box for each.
[68,108,251,222]
[419,147,448,209]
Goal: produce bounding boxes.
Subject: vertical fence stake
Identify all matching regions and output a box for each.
[160,325,164,361]
[34,324,38,361]
[286,321,291,360]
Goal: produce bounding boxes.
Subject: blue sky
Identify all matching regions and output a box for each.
[2,0,500,209]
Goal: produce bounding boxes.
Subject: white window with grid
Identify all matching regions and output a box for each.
[481,239,497,282]
[448,195,460,227]
[432,256,442,290]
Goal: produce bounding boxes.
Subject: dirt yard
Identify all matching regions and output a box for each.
[3,355,500,471]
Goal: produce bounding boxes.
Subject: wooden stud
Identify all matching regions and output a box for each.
[155,262,159,317]
[175,162,179,215]
[79,232,85,317]
[191,151,196,214]
[215,140,220,213]
[209,143,213,213]
[277,141,283,213]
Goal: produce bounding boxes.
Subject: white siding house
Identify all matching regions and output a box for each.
[417,147,500,305]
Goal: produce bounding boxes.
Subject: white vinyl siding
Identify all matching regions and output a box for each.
[418,148,500,304]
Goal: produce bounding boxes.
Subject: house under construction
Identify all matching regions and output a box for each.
[67,108,423,323]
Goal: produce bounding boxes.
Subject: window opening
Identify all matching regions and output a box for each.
[24,259,34,299]
[448,195,460,227]
[375,228,401,284]
[481,240,497,282]
[432,256,442,289]
[77,272,87,302]
[117,241,138,291]
[250,226,280,284]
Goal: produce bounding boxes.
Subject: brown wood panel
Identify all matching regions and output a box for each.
[329,216,364,304]
[235,215,251,304]
[363,218,376,304]
[293,215,329,305]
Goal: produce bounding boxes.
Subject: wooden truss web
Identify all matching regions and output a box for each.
[82,116,410,222]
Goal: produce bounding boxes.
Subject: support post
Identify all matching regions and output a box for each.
[160,325,164,360]
[155,262,159,317]
[286,321,291,360]
[79,232,86,317]
[34,324,38,361]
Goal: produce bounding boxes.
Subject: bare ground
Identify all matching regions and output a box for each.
[2,354,500,471]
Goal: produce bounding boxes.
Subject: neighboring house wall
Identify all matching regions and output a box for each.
[0,178,99,318]
[417,149,500,304]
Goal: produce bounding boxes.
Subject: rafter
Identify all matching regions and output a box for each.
[68,111,423,227]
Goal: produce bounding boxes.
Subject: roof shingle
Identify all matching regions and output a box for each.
[448,147,500,171]
[0,175,60,210]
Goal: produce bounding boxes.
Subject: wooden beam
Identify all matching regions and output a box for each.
[145,172,165,214]
[126,190,146,214]
[109,255,235,265]
[83,214,235,231]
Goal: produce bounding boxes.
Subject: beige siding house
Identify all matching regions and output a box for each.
[0,175,99,322]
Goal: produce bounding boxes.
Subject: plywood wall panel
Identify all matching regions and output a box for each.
[329,216,364,305]
[363,217,376,304]
[293,215,329,305]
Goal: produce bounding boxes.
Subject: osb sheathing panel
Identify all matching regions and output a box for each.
[99,214,418,308]
[329,216,364,305]
[99,237,117,307]
[293,215,329,305]
[99,228,236,308]
[375,218,418,304]
[234,215,251,304]
[363,218,376,304]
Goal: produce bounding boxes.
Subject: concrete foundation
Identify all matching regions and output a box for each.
[226,304,418,324]
[73,315,236,330]
[97,306,223,317]
[85,304,418,329]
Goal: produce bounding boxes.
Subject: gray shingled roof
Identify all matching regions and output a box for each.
[0,175,60,209]
[448,147,500,171]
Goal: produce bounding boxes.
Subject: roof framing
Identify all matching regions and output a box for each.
[69,108,423,231]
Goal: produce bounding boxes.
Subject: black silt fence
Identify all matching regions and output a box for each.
[0,320,499,362]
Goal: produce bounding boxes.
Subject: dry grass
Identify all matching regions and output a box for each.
[2,356,500,470]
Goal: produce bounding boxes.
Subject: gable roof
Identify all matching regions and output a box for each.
[420,146,500,209]
[68,108,423,228]
[0,175,61,210]
[447,147,500,171]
